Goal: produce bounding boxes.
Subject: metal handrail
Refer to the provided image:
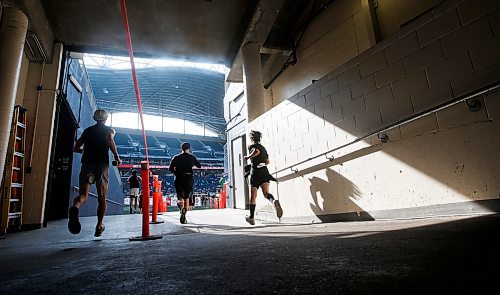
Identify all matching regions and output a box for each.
[72,186,125,207]
[272,82,500,176]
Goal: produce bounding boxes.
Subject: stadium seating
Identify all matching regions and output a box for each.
[158,137,182,149]
[115,128,225,168]
[202,141,224,152]
[114,133,130,146]
[187,140,205,151]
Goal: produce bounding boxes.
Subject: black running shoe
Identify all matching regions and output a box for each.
[274,200,283,219]
[245,215,255,225]
[180,208,187,224]
[94,224,105,237]
[68,206,81,234]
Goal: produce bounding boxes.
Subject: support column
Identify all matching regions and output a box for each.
[0,7,29,183]
[22,43,63,226]
[242,42,265,122]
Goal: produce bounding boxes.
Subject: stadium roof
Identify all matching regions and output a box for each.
[86,66,226,133]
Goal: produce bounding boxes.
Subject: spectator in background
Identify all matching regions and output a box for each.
[128,170,141,214]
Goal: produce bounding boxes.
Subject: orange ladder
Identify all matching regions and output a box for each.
[1,106,27,234]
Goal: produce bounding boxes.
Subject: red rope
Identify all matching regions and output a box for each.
[119,0,149,163]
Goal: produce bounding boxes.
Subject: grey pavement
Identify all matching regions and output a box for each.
[0,209,498,294]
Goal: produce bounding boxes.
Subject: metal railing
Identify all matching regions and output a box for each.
[272,82,500,177]
[72,186,125,207]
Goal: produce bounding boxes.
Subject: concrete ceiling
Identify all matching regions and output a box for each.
[38,0,257,65]
[5,0,322,82]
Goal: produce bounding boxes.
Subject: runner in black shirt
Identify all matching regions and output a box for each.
[128,170,141,214]
[244,130,283,225]
[69,109,121,237]
[169,142,201,224]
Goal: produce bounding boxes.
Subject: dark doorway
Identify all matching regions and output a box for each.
[45,97,78,222]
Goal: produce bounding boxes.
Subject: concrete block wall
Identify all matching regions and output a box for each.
[249,0,500,222]
[269,0,375,104]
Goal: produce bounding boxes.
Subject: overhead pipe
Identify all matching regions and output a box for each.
[0,7,29,182]
[25,31,48,62]
[26,61,45,173]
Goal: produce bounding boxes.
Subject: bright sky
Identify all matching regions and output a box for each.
[106,112,218,137]
[83,53,229,74]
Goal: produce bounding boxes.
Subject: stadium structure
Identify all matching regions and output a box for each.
[60,55,227,216]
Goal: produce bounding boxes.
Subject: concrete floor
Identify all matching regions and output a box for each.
[0,209,498,294]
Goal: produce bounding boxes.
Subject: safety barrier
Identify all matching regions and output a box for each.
[150,175,164,224]
[72,186,125,207]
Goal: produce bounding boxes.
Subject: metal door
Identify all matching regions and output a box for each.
[231,136,247,209]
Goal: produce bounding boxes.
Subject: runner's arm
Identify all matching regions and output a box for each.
[106,128,121,164]
[193,156,201,168]
[168,157,176,173]
[244,148,260,161]
[73,136,84,153]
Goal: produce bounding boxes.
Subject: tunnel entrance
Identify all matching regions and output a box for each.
[48,52,229,218]
[45,96,78,222]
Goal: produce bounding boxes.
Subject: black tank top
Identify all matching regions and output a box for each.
[249,143,268,168]
[81,124,111,165]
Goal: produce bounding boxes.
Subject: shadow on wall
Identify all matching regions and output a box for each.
[309,169,374,222]
[283,88,500,209]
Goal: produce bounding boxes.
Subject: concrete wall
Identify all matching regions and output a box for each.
[268,0,376,104]
[375,0,445,40]
[224,82,247,208]
[246,0,500,222]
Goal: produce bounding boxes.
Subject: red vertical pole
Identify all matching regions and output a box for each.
[121,0,161,241]
[119,0,149,163]
[140,161,150,238]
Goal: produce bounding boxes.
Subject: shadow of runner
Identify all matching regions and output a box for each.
[309,168,374,222]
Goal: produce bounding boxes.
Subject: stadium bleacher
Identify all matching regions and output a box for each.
[128,134,144,146]
[114,133,130,146]
[158,137,182,149]
[148,149,168,157]
[187,140,205,151]
[193,151,214,159]
[202,141,224,152]
[117,126,225,197]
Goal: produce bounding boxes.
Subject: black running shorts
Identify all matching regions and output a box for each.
[174,174,194,199]
[250,166,274,188]
[79,163,109,194]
